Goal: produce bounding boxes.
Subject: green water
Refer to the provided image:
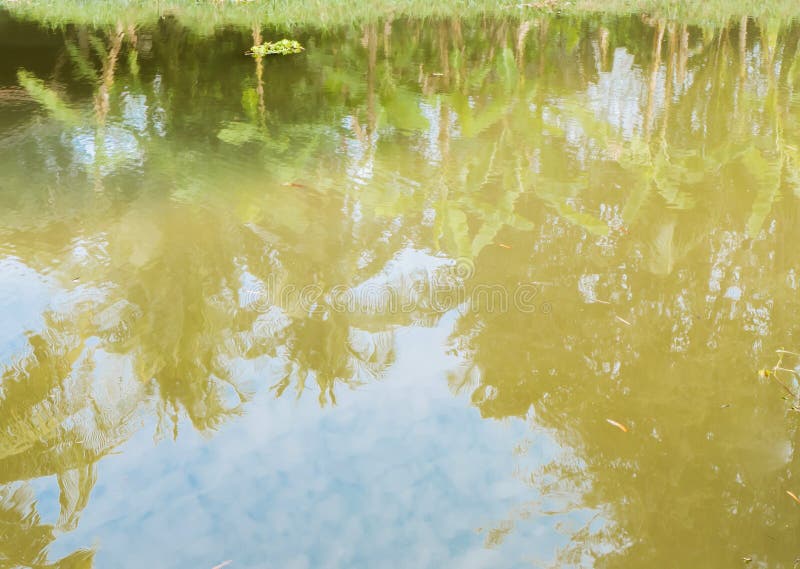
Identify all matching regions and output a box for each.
[1,9,800,568]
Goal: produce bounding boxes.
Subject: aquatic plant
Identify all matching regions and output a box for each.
[249,39,304,56]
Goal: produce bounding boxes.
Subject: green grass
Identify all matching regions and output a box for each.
[572,0,800,22]
[0,0,518,31]
[1,0,799,30]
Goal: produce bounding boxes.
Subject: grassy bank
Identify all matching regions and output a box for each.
[1,0,799,31]
[576,0,800,22]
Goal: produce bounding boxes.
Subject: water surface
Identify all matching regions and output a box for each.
[2,10,800,568]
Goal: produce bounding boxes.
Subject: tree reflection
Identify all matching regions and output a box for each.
[447,17,800,567]
[0,483,94,568]
[2,11,800,568]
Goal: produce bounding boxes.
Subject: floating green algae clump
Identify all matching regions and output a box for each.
[249,39,304,56]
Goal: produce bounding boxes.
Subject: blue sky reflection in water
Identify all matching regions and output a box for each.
[40,317,582,569]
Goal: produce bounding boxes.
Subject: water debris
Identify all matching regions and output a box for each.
[281,181,307,188]
[787,491,800,505]
[606,419,628,433]
[720,403,731,409]
[758,366,796,398]
[248,39,304,57]
[615,315,632,326]
[776,349,800,357]
[498,243,512,249]
[212,562,232,569]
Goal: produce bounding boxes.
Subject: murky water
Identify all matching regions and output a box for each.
[2,8,800,568]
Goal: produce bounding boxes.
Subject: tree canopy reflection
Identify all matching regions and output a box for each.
[2,12,800,567]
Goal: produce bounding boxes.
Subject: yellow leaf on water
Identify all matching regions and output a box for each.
[786,491,800,505]
[606,419,628,433]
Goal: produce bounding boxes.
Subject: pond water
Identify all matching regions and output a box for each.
[1,8,800,568]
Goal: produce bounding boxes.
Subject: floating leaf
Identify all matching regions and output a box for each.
[787,490,800,505]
